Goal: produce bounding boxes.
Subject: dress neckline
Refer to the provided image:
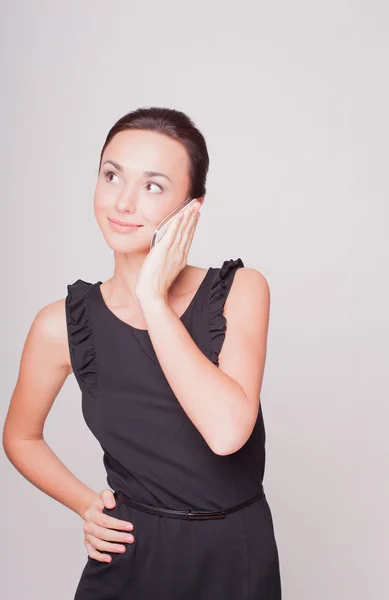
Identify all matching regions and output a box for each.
[94,267,213,334]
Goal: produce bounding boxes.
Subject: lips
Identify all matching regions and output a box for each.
[108,218,142,227]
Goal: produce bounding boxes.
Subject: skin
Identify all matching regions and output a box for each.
[2,129,270,564]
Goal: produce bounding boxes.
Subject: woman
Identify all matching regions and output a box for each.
[3,106,282,598]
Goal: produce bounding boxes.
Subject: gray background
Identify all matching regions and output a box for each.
[1,1,388,598]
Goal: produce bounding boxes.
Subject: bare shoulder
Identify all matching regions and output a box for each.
[224,266,270,329]
[230,266,270,305]
[3,298,72,446]
[30,298,72,375]
[33,298,68,341]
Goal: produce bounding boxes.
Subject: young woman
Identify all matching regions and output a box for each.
[3,106,282,598]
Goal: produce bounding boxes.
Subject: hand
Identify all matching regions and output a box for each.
[135,200,201,306]
[82,488,135,563]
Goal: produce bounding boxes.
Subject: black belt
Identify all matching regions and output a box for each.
[114,485,265,521]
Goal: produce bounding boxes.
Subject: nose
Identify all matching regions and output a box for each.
[115,189,138,213]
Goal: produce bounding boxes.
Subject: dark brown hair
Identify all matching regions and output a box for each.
[98,106,210,199]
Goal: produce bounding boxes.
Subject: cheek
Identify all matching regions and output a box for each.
[93,190,114,228]
[93,201,104,228]
[140,205,162,225]
[139,199,176,226]
[94,188,110,211]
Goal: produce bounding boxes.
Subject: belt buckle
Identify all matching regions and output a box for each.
[188,510,226,521]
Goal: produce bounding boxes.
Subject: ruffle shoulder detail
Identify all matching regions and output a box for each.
[65,279,98,398]
[208,258,244,366]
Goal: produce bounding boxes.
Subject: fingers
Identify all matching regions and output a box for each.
[86,532,129,554]
[179,202,200,253]
[100,487,116,510]
[90,504,134,532]
[84,493,135,563]
[160,201,199,251]
[159,209,185,250]
[85,540,112,563]
[87,534,127,557]
[185,210,200,254]
[85,517,134,542]
[83,516,135,563]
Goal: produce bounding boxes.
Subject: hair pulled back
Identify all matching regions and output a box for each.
[98,106,209,199]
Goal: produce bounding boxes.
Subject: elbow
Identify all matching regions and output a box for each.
[2,429,19,462]
[2,419,19,456]
[210,419,255,456]
[208,400,257,456]
[2,424,12,457]
[2,424,30,461]
[210,434,246,456]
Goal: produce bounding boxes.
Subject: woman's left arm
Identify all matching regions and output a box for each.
[140,267,270,456]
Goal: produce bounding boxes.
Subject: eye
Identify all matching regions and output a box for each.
[145,182,163,193]
[103,169,120,183]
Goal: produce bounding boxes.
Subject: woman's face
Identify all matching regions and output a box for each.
[94,129,193,253]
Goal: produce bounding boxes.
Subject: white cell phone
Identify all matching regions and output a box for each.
[150,197,198,249]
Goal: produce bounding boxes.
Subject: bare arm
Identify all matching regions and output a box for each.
[141,267,270,456]
[2,299,99,520]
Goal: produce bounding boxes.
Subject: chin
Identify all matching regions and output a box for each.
[99,225,151,253]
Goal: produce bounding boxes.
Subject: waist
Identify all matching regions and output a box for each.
[114,484,265,521]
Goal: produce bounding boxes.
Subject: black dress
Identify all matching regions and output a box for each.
[66,258,282,599]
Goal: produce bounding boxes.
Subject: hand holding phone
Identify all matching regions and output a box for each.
[150,197,199,249]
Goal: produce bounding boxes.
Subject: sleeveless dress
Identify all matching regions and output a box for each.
[65,258,282,599]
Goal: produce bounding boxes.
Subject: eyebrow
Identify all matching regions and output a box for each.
[102,160,173,183]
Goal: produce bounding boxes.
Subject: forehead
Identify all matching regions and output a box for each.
[103,129,190,181]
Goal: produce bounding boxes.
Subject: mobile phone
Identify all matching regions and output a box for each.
[150,197,198,249]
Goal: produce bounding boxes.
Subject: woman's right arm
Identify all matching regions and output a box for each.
[2,299,135,561]
[2,298,99,519]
